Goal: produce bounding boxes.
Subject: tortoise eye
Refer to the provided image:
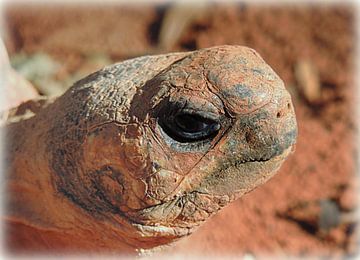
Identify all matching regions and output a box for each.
[160,112,221,143]
[175,114,208,133]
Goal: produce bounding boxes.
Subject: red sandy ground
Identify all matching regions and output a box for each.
[4,3,357,258]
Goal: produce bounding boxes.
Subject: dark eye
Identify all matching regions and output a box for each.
[160,112,221,142]
[175,114,208,133]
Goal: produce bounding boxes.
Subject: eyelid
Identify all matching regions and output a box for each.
[168,95,222,118]
[176,108,221,122]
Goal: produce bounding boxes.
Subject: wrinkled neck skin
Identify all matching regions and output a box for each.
[4,113,164,255]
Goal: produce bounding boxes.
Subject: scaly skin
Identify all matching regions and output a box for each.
[3,45,297,255]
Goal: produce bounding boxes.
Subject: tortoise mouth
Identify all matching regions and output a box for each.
[235,138,295,165]
[235,128,297,165]
[126,145,294,239]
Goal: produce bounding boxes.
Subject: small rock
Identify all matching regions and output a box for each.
[319,199,341,232]
[1,40,38,111]
[294,59,321,104]
[10,52,64,97]
[339,183,358,212]
[158,1,208,51]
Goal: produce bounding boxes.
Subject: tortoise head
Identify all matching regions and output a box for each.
[48,46,297,247]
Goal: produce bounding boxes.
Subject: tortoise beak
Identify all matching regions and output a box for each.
[190,85,297,196]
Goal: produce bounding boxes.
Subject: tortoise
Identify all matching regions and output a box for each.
[3,45,297,255]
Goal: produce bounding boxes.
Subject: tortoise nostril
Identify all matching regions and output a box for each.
[245,131,255,143]
[277,101,291,118]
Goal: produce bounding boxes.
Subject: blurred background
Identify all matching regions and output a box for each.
[2,1,358,258]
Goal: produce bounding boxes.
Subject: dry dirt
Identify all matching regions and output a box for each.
[3,2,358,258]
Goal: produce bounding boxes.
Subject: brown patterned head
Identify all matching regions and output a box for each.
[48,46,297,246]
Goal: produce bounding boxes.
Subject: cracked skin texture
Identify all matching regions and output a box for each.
[4,45,297,254]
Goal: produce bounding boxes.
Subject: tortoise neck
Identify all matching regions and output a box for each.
[3,116,143,254]
[5,116,60,226]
